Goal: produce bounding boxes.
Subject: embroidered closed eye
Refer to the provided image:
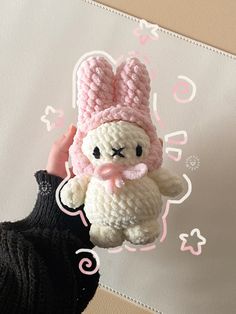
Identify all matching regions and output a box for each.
[93,146,101,159]
[136,144,143,157]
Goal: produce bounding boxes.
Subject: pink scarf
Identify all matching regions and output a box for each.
[94,162,148,193]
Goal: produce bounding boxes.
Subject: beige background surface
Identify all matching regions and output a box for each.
[98,0,236,55]
[85,0,236,313]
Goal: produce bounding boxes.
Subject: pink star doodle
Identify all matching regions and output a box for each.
[179,228,206,256]
[133,19,160,45]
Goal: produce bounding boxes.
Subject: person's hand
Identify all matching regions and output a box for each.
[46,124,77,178]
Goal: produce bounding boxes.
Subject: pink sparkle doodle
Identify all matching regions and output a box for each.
[164,130,188,145]
[179,228,206,256]
[152,92,164,128]
[173,75,197,103]
[160,174,192,243]
[133,19,160,45]
[40,106,64,131]
[55,161,88,226]
[75,249,100,275]
[165,147,182,162]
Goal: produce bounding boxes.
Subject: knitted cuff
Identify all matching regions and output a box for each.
[2,170,93,248]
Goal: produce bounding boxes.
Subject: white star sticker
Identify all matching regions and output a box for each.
[40,105,64,131]
[139,19,160,39]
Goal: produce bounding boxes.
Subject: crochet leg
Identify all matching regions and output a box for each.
[89,224,125,248]
[124,219,160,245]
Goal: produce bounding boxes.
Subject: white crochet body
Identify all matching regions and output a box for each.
[61,121,183,248]
[84,175,162,229]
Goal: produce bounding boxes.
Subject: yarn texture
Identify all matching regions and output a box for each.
[0,170,99,313]
[61,56,183,248]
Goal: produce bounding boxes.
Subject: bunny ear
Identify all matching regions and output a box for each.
[115,57,151,111]
[76,56,115,124]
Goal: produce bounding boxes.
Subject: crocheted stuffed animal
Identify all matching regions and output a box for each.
[60,56,183,248]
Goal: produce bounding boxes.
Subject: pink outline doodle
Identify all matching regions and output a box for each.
[139,243,156,251]
[124,244,137,252]
[164,131,188,161]
[164,130,188,145]
[55,161,88,226]
[165,147,182,162]
[179,228,206,256]
[108,247,123,254]
[160,174,192,243]
[108,243,156,253]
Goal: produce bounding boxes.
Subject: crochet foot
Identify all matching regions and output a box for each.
[124,220,160,245]
[89,224,125,248]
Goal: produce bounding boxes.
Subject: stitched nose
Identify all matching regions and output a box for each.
[112,147,125,158]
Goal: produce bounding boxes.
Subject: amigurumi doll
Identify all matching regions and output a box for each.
[60,56,183,248]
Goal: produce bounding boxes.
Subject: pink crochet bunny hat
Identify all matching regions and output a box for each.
[70,56,163,176]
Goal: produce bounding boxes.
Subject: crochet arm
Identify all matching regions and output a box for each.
[60,175,90,209]
[148,167,184,197]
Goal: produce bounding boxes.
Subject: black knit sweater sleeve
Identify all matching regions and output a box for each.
[0,170,100,314]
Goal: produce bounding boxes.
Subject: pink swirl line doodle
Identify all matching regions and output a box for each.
[40,106,64,131]
[152,92,164,128]
[173,75,197,104]
[164,130,188,145]
[165,147,182,162]
[179,228,206,256]
[55,161,88,226]
[75,248,100,275]
[133,19,160,45]
[160,174,192,243]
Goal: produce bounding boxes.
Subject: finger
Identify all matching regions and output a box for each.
[59,125,77,151]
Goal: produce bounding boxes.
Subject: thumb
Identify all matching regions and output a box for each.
[69,167,75,178]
